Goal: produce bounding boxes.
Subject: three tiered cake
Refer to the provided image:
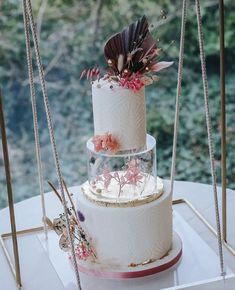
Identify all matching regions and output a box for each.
[76,16,182,276]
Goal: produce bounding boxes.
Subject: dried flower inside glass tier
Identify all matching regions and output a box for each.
[96,159,143,196]
[80,15,173,91]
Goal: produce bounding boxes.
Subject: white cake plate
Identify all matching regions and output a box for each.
[75,232,182,279]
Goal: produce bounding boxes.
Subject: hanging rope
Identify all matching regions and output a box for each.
[22,0,82,289]
[170,0,225,278]
[195,0,225,276]
[22,0,47,239]
[170,0,188,195]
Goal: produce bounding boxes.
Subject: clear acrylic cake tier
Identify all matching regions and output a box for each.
[87,134,159,203]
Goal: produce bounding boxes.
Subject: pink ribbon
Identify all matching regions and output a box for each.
[77,249,182,279]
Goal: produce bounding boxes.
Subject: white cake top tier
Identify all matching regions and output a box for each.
[92,79,146,151]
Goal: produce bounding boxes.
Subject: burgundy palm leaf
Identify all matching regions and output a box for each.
[104,16,157,75]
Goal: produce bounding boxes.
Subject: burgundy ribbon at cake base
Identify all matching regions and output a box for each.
[77,249,182,279]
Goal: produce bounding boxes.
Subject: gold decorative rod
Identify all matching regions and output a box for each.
[0,89,22,289]
[219,0,227,242]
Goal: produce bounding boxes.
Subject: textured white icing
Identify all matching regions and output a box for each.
[76,181,172,266]
[92,79,146,151]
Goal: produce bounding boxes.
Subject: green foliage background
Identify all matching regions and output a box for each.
[0,0,235,208]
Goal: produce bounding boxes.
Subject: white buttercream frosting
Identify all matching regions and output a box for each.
[76,181,172,266]
[92,79,146,151]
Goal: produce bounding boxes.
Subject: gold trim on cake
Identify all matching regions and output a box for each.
[128,248,171,268]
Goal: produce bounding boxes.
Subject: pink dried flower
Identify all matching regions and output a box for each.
[124,159,143,186]
[119,73,145,92]
[102,133,119,152]
[127,159,139,170]
[95,159,143,196]
[102,166,113,188]
[92,133,119,153]
[80,67,100,81]
[150,61,173,72]
[125,171,143,186]
[92,135,103,152]
[75,244,92,260]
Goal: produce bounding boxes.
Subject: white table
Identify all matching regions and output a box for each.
[1,180,235,290]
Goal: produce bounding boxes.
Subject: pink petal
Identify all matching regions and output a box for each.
[151,61,173,72]
[80,69,87,80]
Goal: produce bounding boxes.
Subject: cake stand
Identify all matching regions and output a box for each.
[1,181,234,290]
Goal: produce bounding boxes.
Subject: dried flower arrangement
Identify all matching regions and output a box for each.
[96,159,143,197]
[92,132,119,154]
[80,15,173,92]
[46,179,96,261]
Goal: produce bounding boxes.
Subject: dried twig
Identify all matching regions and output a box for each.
[49,180,79,223]
[47,180,62,202]
[62,179,77,217]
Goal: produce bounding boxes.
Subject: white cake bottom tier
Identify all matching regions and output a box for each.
[76,181,172,267]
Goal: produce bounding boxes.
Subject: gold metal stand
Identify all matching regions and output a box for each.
[219,0,227,243]
[173,198,235,256]
[0,90,23,290]
[1,198,235,286]
[0,226,44,287]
